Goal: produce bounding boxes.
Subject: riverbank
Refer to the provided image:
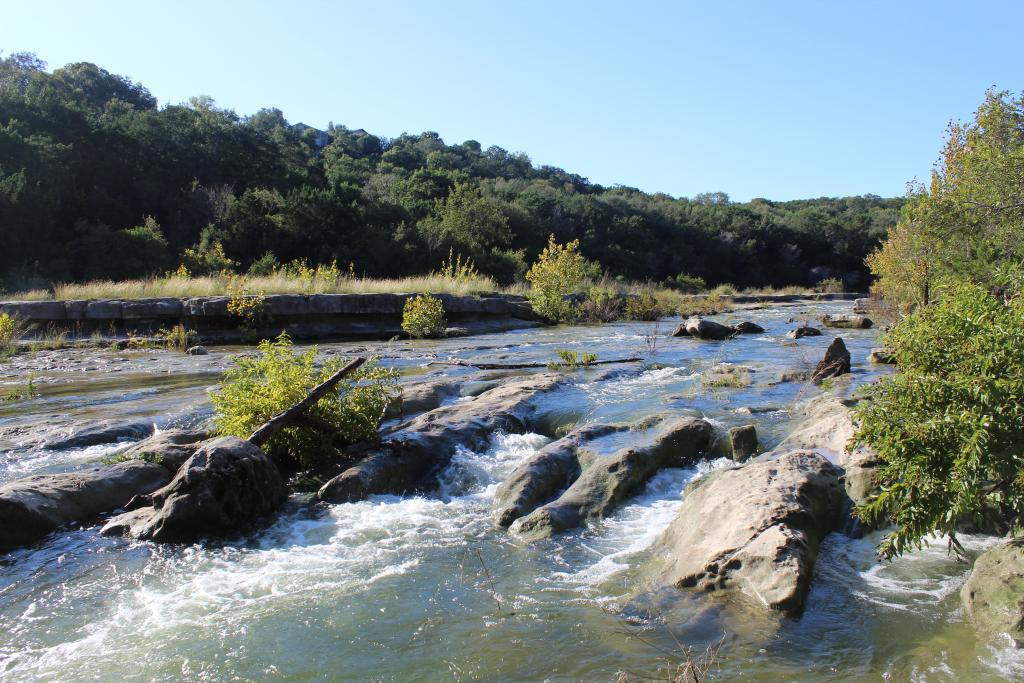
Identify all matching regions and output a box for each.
[0,292,869,345]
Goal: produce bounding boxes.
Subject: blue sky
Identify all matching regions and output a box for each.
[3,1,1021,201]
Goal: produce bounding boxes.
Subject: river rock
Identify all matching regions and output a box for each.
[821,314,873,329]
[0,460,171,552]
[493,423,626,527]
[768,395,878,509]
[868,347,897,364]
[728,424,758,462]
[732,321,765,334]
[384,379,461,420]
[113,428,210,473]
[811,337,851,383]
[510,417,712,540]
[44,419,155,450]
[647,450,847,616]
[318,373,565,503]
[683,317,735,340]
[786,326,822,339]
[961,541,1024,644]
[185,345,208,355]
[102,436,287,542]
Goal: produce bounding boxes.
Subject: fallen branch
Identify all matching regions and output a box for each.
[248,357,366,447]
[428,357,642,370]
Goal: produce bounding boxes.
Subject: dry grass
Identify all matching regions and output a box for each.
[4,273,502,301]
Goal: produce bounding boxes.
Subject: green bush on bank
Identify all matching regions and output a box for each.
[854,279,1024,558]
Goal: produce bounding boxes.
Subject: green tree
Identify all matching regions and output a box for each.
[525,235,587,323]
[868,89,1024,310]
[855,279,1024,558]
[417,182,511,256]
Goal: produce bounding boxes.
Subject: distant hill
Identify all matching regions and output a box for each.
[0,53,902,288]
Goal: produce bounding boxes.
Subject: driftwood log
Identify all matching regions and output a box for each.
[248,357,367,447]
[427,357,642,370]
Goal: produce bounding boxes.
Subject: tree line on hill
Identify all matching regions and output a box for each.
[0,52,902,290]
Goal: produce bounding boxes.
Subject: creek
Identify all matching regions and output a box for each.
[1,302,1020,681]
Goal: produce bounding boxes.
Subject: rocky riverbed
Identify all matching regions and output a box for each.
[1,301,1022,681]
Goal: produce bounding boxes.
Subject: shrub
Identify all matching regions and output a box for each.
[247,251,279,277]
[548,348,598,370]
[227,275,271,339]
[624,290,661,321]
[579,286,623,323]
[814,277,844,293]
[277,259,344,293]
[157,323,197,351]
[525,235,587,323]
[211,333,398,467]
[436,248,480,283]
[0,313,17,355]
[709,283,737,297]
[666,273,707,294]
[479,248,528,286]
[854,281,1024,558]
[402,294,447,338]
[181,229,237,276]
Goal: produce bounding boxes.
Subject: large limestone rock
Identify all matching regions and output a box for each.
[769,395,879,509]
[683,316,735,340]
[510,417,711,540]
[647,450,847,616]
[384,378,461,420]
[102,437,287,542]
[0,460,171,552]
[113,428,210,473]
[493,423,625,527]
[811,337,851,384]
[821,314,873,329]
[318,373,565,503]
[962,541,1024,644]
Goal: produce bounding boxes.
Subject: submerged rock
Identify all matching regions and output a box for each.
[683,316,736,340]
[786,326,822,339]
[0,460,171,552]
[492,423,625,527]
[102,436,287,542]
[509,417,711,540]
[647,450,847,616]
[318,373,565,503]
[811,337,851,384]
[962,541,1024,644]
[732,321,765,334]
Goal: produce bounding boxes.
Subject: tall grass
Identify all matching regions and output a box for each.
[3,273,502,301]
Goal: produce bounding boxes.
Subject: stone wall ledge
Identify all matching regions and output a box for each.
[0,293,535,323]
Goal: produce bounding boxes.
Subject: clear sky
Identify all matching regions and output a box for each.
[3,0,1021,201]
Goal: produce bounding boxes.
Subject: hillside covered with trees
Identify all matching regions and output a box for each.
[0,53,902,291]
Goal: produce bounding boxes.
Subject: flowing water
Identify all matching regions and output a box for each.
[1,303,1021,681]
